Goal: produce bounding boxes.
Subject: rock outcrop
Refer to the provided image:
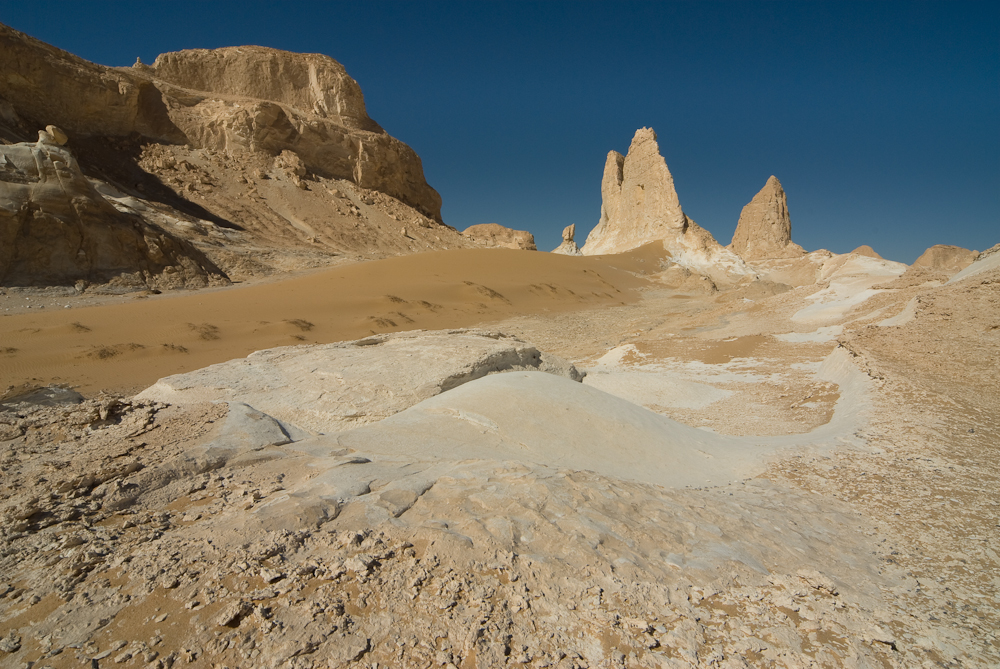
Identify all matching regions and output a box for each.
[0,128,226,288]
[0,23,482,283]
[912,244,978,273]
[729,176,805,260]
[581,128,747,280]
[0,25,442,222]
[137,330,581,434]
[462,223,537,250]
[850,245,882,259]
[551,223,582,255]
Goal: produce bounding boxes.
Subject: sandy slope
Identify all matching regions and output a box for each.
[0,247,660,397]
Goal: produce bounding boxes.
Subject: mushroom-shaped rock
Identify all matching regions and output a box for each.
[552,224,582,255]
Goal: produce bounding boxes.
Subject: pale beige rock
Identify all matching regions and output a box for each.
[581,128,748,282]
[551,223,582,255]
[461,223,537,250]
[729,176,805,260]
[0,135,225,288]
[912,244,978,273]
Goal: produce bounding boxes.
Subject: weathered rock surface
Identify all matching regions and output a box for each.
[0,23,475,285]
[0,130,226,288]
[550,223,582,255]
[0,26,441,222]
[729,175,805,260]
[136,330,581,433]
[581,128,748,281]
[461,223,537,250]
[912,244,978,273]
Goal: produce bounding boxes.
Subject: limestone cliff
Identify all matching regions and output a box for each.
[0,23,478,284]
[581,128,747,280]
[0,25,441,222]
[729,176,805,261]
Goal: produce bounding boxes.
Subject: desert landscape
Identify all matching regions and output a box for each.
[1,19,998,669]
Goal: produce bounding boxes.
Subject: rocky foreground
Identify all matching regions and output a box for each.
[0,247,997,668]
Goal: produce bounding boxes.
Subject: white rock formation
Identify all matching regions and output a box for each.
[137,330,581,434]
[581,128,748,281]
[729,176,805,260]
[551,224,582,255]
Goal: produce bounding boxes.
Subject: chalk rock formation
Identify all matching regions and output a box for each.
[729,176,805,260]
[0,23,442,222]
[912,244,978,273]
[462,223,537,250]
[0,130,226,288]
[551,223,582,255]
[581,128,747,279]
[137,330,581,433]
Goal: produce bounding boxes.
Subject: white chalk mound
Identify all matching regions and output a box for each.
[334,371,765,489]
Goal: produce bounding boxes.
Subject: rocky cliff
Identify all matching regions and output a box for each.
[581,128,747,281]
[729,176,805,260]
[0,23,471,286]
[0,26,441,222]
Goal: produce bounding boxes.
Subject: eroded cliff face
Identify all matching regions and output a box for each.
[581,128,748,282]
[0,26,442,222]
[729,176,805,261]
[0,131,226,289]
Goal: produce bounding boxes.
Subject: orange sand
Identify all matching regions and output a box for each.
[0,247,663,396]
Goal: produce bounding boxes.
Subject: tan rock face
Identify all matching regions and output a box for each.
[0,134,226,288]
[149,46,378,131]
[581,128,747,281]
[582,129,686,255]
[462,223,537,250]
[850,245,883,259]
[729,176,805,260]
[551,223,582,255]
[0,23,442,222]
[912,244,978,272]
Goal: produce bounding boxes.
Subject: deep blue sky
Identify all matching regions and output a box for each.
[3,1,997,262]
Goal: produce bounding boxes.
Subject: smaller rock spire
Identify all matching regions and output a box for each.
[729,176,805,261]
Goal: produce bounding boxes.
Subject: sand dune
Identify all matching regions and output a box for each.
[0,248,662,396]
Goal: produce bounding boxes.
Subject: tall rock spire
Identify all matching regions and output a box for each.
[580,128,748,281]
[729,176,805,260]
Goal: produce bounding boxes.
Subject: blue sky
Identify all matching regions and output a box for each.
[3,1,997,262]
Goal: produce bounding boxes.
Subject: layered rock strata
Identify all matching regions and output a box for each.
[0,25,442,222]
[729,175,805,260]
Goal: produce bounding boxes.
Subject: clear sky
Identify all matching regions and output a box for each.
[3,1,997,262]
